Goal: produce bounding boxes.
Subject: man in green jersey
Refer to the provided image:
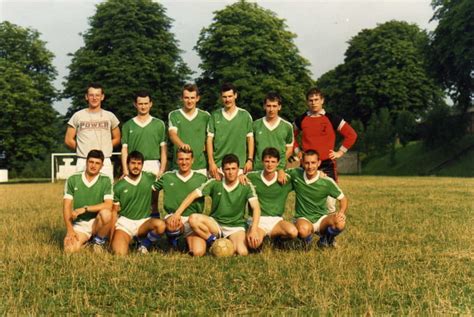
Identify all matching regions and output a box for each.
[112,151,166,255]
[207,83,254,179]
[121,91,167,215]
[288,149,348,248]
[168,84,210,175]
[153,148,208,255]
[253,92,294,171]
[170,154,262,256]
[63,149,113,253]
[246,147,297,243]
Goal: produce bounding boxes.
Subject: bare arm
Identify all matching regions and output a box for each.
[64,126,77,151]
[168,190,201,227]
[111,127,121,148]
[70,199,113,219]
[244,135,254,173]
[159,143,167,176]
[338,196,348,215]
[207,135,220,180]
[169,129,190,150]
[63,199,75,234]
[247,198,262,248]
[121,146,129,176]
[285,145,293,162]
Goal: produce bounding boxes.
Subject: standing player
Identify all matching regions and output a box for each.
[168,84,210,175]
[111,151,166,255]
[121,91,167,215]
[169,154,262,256]
[207,83,254,179]
[288,149,348,248]
[246,147,297,244]
[253,92,294,171]
[62,149,113,253]
[153,148,208,255]
[65,83,120,180]
[293,87,357,211]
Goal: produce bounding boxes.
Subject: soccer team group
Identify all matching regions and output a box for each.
[62,82,357,256]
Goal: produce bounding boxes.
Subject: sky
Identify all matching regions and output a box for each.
[1,0,437,114]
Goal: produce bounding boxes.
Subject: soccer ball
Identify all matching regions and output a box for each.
[210,238,235,257]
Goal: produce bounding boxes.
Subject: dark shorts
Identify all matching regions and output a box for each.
[319,159,337,182]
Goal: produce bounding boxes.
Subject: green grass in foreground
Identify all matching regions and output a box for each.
[0,177,473,314]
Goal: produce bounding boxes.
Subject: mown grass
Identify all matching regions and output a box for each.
[0,176,473,314]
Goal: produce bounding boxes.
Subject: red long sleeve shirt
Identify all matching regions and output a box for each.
[293,110,357,161]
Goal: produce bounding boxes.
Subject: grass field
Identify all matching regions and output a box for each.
[1,176,473,314]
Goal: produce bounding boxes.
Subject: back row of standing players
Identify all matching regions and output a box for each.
[62,82,357,256]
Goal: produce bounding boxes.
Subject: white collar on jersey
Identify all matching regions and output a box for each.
[221,107,239,121]
[179,108,199,121]
[223,179,239,192]
[303,171,320,184]
[176,170,194,182]
[132,116,153,128]
[124,172,143,186]
[82,171,100,188]
[306,109,326,117]
[260,171,278,186]
[263,116,281,131]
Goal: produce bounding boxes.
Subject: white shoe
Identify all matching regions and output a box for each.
[137,245,149,254]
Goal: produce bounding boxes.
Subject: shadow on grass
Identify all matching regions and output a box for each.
[35,224,65,249]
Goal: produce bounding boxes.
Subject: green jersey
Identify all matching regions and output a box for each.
[247,171,293,217]
[253,117,294,170]
[64,172,113,222]
[207,107,253,168]
[168,108,210,170]
[113,172,156,220]
[197,179,257,227]
[288,168,344,222]
[153,170,207,217]
[121,117,166,160]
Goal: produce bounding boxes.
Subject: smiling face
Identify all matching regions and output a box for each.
[223,162,239,184]
[176,151,193,175]
[303,153,321,178]
[182,89,200,112]
[134,96,152,116]
[306,93,325,114]
[85,87,104,110]
[262,155,279,174]
[128,158,143,178]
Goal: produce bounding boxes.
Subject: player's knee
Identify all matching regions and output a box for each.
[98,208,112,224]
[287,226,298,239]
[151,219,166,234]
[236,245,248,256]
[190,246,206,257]
[297,226,312,238]
[188,213,202,227]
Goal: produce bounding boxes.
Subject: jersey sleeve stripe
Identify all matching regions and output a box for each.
[63,194,73,200]
[337,119,346,131]
[104,194,113,200]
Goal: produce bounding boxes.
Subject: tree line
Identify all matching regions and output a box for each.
[0,0,472,176]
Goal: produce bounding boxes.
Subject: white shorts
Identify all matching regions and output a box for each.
[73,218,96,239]
[296,215,328,235]
[209,217,245,238]
[143,160,161,175]
[247,216,283,236]
[76,157,113,180]
[165,214,192,237]
[115,216,150,238]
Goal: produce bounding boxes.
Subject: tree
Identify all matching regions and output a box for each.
[195,0,314,120]
[430,0,473,113]
[63,0,190,122]
[317,20,444,127]
[0,22,60,173]
[364,108,395,156]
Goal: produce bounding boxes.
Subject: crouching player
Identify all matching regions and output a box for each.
[246,147,297,245]
[111,151,166,255]
[153,148,208,255]
[289,149,348,248]
[63,149,113,253]
[169,154,262,256]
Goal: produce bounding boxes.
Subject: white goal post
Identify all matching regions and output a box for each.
[51,152,121,183]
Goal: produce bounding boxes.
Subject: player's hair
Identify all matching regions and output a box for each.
[222,153,239,168]
[86,149,105,162]
[134,90,152,102]
[264,91,282,105]
[127,150,144,164]
[221,82,237,94]
[177,147,194,158]
[306,87,325,100]
[261,147,280,161]
[303,149,320,160]
[183,83,200,96]
[86,83,104,95]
